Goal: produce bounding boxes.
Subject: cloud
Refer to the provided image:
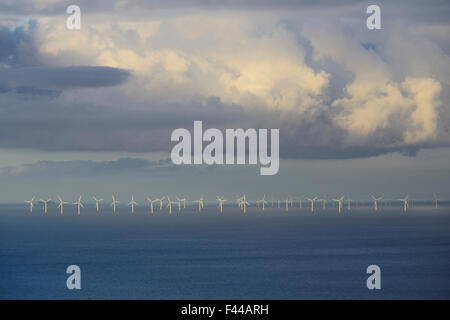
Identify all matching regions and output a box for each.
[0,2,449,159]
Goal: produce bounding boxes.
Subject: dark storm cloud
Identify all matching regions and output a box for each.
[0,66,131,92]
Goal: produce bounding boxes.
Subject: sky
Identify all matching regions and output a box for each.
[0,0,449,202]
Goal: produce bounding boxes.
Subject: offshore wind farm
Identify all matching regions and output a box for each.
[10,193,450,215]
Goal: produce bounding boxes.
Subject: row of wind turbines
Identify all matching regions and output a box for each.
[23,194,441,215]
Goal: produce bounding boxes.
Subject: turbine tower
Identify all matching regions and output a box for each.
[111,195,120,214]
[398,195,409,213]
[306,196,318,213]
[371,195,383,211]
[129,195,138,214]
[73,196,84,215]
[333,196,344,214]
[57,196,68,215]
[216,196,227,213]
[25,196,35,213]
[39,198,52,214]
[93,196,103,212]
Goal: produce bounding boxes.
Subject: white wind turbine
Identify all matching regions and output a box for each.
[73,196,84,215]
[111,195,120,214]
[194,196,204,213]
[371,195,383,211]
[216,196,227,213]
[57,196,68,215]
[128,195,138,214]
[433,193,439,209]
[398,195,409,213]
[93,196,103,212]
[236,196,243,210]
[333,196,344,214]
[256,194,267,211]
[146,197,154,214]
[318,198,326,209]
[175,196,183,212]
[306,196,318,213]
[240,194,249,214]
[25,196,35,213]
[153,197,165,211]
[39,197,52,214]
[180,197,187,209]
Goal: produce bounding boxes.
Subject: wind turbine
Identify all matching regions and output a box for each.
[398,195,409,213]
[216,196,227,213]
[433,193,439,209]
[111,195,120,214]
[175,197,182,212]
[166,196,176,215]
[194,196,204,213]
[236,196,243,210]
[318,198,326,209]
[25,196,35,213]
[93,196,103,212]
[39,197,52,214]
[306,196,318,213]
[154,197,165,211]
[57,196,68,215]
[129,195,138,214]
[333,196,344,214]
[73,196,84,215]
[371,195,383,211]
[240,194,249,214]
[146,197,154,214]
[176,196,186,210]
[256,194,267,211]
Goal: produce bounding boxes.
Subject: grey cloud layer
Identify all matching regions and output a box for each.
[0,157,174,177]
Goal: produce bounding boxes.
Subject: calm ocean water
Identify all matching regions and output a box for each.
[1,204,449,299]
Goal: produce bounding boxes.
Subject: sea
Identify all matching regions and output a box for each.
[1,203,449,299]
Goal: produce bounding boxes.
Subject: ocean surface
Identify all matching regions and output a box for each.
[1,203,450,299]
